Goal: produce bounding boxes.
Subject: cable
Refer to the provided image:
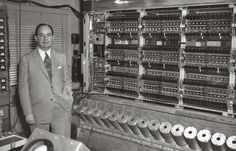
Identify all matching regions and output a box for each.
[1,105,19,132]
[7,0,82,18]
[9,111,19,131]
[86,127,93,147]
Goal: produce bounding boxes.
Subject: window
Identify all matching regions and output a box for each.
[7,3,69,86]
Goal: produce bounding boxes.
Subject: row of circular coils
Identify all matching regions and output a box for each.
[74,104,236,151]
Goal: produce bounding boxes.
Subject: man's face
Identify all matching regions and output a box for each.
[35,25,54,51]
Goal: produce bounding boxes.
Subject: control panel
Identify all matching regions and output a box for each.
[80,2,236,151]
[87,13,106,93]
[183,4,233,113]
[105,10,140,97]
[0,2,9,102]
[0,132,26,151]
[83,4,236,116]
[141,7,181,105]
[0,1,10,132]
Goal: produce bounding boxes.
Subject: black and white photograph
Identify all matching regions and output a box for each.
[0,0,236,151]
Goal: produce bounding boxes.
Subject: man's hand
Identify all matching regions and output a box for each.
[25,114,35,124]
[54,86,73,103]
[61,88,73,102]
[63,85,73,96]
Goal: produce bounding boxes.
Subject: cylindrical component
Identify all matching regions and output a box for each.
[148,120,163,140]
[108,111,123,131]
[184,127,201,150]
[91,107,104,127]
[171,124,187,146]
[0,110,3,132]
[226,136,236,151]
[83,106,97,125]
[137,117,152,138]
[197,129,213,151]
[211,132,226,151]
[117,113,132,133]
[74,105,88,122]
[127,116,142,135]
[100,110,113,128]
[159,122,175,143]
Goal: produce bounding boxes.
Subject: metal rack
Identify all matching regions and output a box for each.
[83,4,236,116]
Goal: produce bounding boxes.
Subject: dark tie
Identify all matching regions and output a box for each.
[44,52,51,79]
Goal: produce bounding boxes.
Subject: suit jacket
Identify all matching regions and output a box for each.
[19,48,73,123]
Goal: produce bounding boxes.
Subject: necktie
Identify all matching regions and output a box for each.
[44,52,51,79]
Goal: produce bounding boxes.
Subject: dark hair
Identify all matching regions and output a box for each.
[35,23,54,35]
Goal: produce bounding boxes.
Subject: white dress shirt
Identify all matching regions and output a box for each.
[38,48,51,61]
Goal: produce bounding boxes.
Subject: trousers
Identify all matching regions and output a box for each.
[30,102,71,137]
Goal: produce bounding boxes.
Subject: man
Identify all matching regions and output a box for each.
[19,23,73,137]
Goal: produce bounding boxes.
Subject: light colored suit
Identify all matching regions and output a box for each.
[19,48,73,136]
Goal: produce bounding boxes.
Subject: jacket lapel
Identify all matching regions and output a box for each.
[51,49,59,79]
[32,48,51,81]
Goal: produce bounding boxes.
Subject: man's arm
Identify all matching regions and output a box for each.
[62,54,72,95]
[18,57,35,124]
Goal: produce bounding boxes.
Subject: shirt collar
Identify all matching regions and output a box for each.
[38,48,51,60]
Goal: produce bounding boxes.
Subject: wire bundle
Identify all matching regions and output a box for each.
[197,129,213,151]
[100,110,113,128]
[211,132,226,151]
[83,106,97,125]
[127,116,142,135]
[184,127,201,150]
[171,124,187,146]
[137,117,152,138]
[148,120,163,140]
[91,107,104,126]
[226,136,236,151]
[159,122,175,143]
[108,111,123,130]
[117,113,132,133]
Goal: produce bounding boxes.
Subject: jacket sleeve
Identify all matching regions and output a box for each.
[18,56,33,116]
[62,54,72,92]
